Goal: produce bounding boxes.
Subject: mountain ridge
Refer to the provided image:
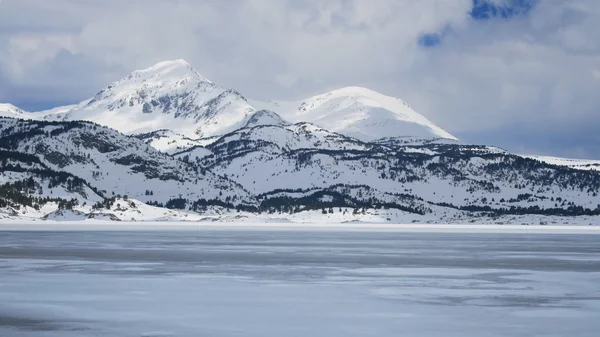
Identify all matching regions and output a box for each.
[1,116,599,223]
[1,59,457,145]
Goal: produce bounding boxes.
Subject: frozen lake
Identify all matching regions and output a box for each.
[0,227,599,336]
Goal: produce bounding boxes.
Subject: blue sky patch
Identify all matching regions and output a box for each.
[418,0,536,47]
[418,33,442,47]
[471,0,536,20]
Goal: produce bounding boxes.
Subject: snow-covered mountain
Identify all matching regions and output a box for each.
[1,59,599,223]
[252,86,457,142]
[1,116,599,222]
[1,60,457,146]
[0,104,30,119]
[192,124,600,216]
[49,60,257,138]
[0,118,255,208]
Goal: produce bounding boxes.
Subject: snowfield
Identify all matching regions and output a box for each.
[521,154,600,171]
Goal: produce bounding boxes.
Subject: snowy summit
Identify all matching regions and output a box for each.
[253,86,457,142]
[5,59,457,143]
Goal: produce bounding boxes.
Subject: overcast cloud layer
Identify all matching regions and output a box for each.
[0,0,599,158]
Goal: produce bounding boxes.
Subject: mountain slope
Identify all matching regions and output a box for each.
[0,118,255,208]
[0,148,105,218]
[135,129,209,155]
[252,86,457,142]
[173,122,372,164]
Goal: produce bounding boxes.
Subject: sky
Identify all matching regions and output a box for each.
[0,0,599,158]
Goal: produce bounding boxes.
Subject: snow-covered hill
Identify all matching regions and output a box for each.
[193,127,600,217]
[242,109,289,128]
[1,117,599,222]
[521,155,600,172]
[0,118,255,208]
[252,86,458,142]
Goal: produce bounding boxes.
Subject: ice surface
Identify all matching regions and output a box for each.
[0,228,599,336]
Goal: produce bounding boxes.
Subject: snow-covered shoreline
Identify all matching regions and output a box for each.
[1,221,599,234]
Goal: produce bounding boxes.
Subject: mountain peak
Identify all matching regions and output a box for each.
[329,85,381,96]
[0,103,25,114]
[59,59,255,139]
[85,59,217,107]
[0,103,29,119]
[242,110,288,128]
[254,86,457,142]
[157,59,191,67]
[128,59,212,84]
[138,59,191,72]
[316,86,409,106]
